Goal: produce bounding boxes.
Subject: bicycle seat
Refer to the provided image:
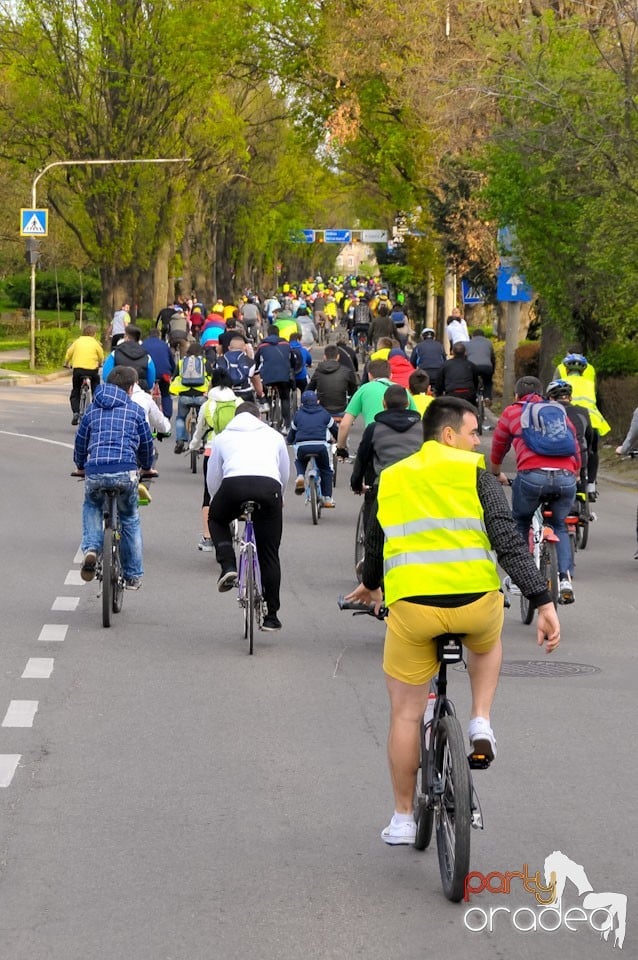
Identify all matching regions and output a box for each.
[433,633,465,663]
[240,500,259,515]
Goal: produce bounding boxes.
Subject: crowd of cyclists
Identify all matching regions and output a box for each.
[66,274,637,845]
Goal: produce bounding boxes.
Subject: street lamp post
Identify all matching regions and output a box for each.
[28,157,191,369]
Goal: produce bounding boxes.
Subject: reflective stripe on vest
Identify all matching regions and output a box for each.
[378,442,501,603]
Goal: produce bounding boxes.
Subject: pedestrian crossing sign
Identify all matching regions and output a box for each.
[20,208,48,237]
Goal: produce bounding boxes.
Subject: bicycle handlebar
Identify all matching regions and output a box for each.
[337,595,388,620]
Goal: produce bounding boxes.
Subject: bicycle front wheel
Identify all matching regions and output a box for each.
[435,716,472,902]
[102,527,114,628]
[520,591,535,625]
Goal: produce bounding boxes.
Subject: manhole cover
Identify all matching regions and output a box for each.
[454,660,600,677]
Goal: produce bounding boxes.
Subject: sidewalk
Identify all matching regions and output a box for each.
[0,349,70,386]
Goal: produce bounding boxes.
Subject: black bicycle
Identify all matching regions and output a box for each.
[78,375,93,420]
[476,376,485,436]
[338,599,487,903]
[98,487,125,628]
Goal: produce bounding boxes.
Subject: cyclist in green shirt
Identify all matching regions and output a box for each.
[336,358,417,458]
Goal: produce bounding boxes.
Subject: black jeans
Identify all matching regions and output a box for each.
[70,368,101,414]
[209,476,283,614]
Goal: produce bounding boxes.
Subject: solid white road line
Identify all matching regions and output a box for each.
[2,701,39,727]
[52,597,80,611]
[0,755,21,787]
[22,658,54,679]
[37,624,68,643]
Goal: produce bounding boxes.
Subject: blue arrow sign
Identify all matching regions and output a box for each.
[20,208,48,237]
[461,278,487,305]
[324,229,351,244]
[497,264,532,302]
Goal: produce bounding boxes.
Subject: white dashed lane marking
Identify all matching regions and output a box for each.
[0,755,21,787]
[52,597,80,611]
[22,658,55,679]
[65,570,85,586]
[37,624,68,643]
[2,701,39,727]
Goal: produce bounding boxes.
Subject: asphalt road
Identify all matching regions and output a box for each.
[0,380,636,960]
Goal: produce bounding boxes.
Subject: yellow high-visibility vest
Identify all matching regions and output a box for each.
[563,373,610,435]
[377,442,500,604]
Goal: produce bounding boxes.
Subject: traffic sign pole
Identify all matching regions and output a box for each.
[26,156,191,369]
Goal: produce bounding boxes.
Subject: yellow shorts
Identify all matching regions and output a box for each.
[383,591,505,686]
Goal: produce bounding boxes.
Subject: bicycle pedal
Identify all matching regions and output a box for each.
[468,752,492,770]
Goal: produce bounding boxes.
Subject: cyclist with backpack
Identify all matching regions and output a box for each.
[214,336,259,403]
[490,376,581,604]
[253,325,300,430]
[189,368,243,551]
[170,343,210,453]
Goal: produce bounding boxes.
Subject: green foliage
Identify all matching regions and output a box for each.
[34,328,72,366]
[4,271,101,310]
[591,342,638,379]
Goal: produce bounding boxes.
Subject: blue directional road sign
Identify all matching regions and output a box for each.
[20,208,48,237]
[497,264,532,303]
[324,229,351,244]
[461,278,487,305]
[300,229,315,242]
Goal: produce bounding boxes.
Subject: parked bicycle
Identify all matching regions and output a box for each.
[338,599,488,902]
[237,501,266,654]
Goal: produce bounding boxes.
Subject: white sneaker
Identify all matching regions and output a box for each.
[197,536,214,552]
[559,577,575,604]
[381,815,417,846]
[468,717,497,761]
[503,575,521,596]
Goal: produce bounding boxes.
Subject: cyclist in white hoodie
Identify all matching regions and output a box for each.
[207,402,290,630]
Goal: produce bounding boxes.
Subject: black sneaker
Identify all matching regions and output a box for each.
[262,614,282,631]
[71,414,79,426]
[125,577,142,590]
[80,551,97,582]
[174,440,186,454]
[217,568,237,592]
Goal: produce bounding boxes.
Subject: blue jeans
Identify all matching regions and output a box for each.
[512,469,577,575]
[295,443,333,498]
[176,395,205,442]
[82,472,143,578]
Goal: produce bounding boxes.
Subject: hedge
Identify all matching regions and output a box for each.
[34,328,74,367]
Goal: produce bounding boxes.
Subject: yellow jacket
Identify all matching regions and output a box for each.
[377,442,500,604]
[563,373,610,435]
[65,335,104,370]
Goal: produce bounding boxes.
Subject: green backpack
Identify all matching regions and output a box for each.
[210,399,237,435]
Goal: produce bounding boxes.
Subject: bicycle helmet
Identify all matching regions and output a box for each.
[563,353,588,372]
[422,327,435,339]
[546,379,573,400]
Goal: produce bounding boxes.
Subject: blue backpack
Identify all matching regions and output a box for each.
[217,350,252,389]
[519,401,577,457]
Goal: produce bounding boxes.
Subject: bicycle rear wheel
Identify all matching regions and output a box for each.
[520,591,535,625]
[310,477,320,525]
[434,715,472,902]
[112,532,124,614]
[332,449,338,488]
[354,503,365,581]
[242,545,255,654]
[541,541,559,606]
[577,497,590,549]
[78,381,92,419]
[102,527,114,628]
[477,393,484,436]
[414,721,434,851]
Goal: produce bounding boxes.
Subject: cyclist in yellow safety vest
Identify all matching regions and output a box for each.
[344,396,560,845]
[555,353,610,498]
[274,315,301,342]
